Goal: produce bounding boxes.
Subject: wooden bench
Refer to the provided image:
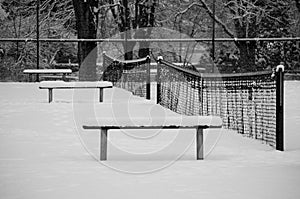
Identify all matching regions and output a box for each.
[82,103,222,160]
[23,69,72,82]
[39,81,113,103]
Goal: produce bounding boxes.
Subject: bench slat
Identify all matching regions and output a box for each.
[23,69,72,74]
[83,103,223,128]
[83,116,222,128]
[39,81,113,89]
[41,75,78,80]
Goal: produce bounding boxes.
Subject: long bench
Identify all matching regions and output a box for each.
[82,103,222,160]
[39,81,113,103]
[23,69,72,82]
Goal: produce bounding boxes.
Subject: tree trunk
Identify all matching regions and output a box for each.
[236,41,257,72]
[233,18,257,72]
[72,0,98,81]
[137,2,156,58]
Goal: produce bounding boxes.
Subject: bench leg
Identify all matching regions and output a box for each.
[99,88,103,102]
[100,128,108,161]
[196,127,204,160]
[48,88,53,103]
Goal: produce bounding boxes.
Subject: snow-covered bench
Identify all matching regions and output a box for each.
[23,69,73,82]
[39,81,113,103]
[82,103,222,160]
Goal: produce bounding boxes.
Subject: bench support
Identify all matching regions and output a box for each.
[48,88,53,103]
[42,87,110,103]
[100,128,108,161]
[99,88,103,102]
[196,127,204,160]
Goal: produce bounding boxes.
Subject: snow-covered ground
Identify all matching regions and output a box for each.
[0,82,299,199]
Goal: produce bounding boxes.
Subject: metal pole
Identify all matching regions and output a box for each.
[212,0,216,73]
[146,56,151,100]
[156,56,162,104]
[276,65,284,151]
[36,0,40,82]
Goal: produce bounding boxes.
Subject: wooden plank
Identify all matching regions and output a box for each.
[40,86,112,89]
[83,125,213,130]
[39,81,113,89]
[23,69,72,74]
[41,75,78,80]
[83,117,222,129]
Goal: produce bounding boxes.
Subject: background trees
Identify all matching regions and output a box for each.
[164,0,298,72]
[0,0,299,81]
[0,0,77,80]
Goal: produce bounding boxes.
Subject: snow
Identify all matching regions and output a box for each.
[83,102,222,127]
[23,69,72,74]
[0,82,299,199]
[39,81,113,88]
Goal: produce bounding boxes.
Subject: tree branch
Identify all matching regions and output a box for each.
[173,1,235,38]
[198,0,235,38]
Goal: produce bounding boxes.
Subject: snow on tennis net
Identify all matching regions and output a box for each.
[156,59,278,148]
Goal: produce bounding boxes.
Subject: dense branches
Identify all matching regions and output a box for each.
[0,0,300,80]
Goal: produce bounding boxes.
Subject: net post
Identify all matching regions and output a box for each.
[146,56,151,100]
[275,64,284,151]
[101,51,107,81]
[156,56,163,104]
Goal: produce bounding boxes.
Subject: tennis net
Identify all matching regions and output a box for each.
[157,57,284,149]
[102,53,151,99]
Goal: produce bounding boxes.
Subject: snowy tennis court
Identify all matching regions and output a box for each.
[0,82,299,198]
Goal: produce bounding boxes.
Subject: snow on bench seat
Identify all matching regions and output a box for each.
[83,102,222,128]
[23,69,72,74]
[39,81,113,88]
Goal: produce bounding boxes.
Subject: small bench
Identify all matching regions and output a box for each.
[39,81,113,103]
[23,69,72,82]
[82,103,222,160]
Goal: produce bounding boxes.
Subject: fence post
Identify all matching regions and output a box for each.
[275,64,284,151]
[146,56,151,100]
[156,56,163,104]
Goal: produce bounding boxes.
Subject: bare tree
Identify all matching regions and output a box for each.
[166,0,293,71]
